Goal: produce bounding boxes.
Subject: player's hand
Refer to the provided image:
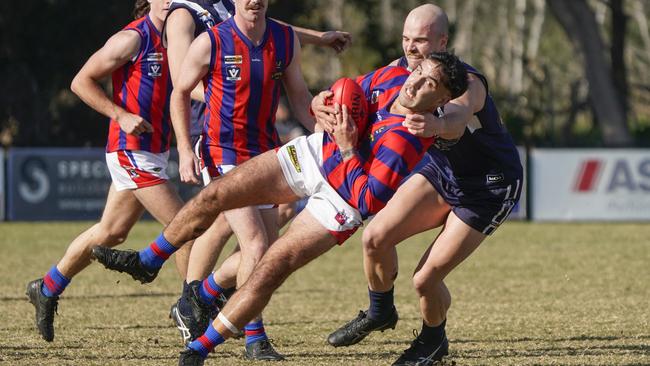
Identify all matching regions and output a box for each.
[178,148,201,185]
[332,104,357,152]
[312,91,336,133]
[403,112,438,138]
[117,112,154,136]
[320,31,352,53]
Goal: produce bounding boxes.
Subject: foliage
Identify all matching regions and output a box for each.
[1,0,650,148]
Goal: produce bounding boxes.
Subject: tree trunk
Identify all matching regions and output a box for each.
[511,0,527,94]
[547,0,632,146]
[610,0,628,122]
[526,0,545,60]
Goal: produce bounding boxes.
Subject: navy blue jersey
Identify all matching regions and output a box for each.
[396,56,409,69]
[427,63,522,189]
[162,0,235,139]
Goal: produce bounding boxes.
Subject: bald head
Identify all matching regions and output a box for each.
[401,3,449,70]
[406,4,449,37]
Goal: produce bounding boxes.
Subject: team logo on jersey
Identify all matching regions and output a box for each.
[146,52,163,62]
[224,55,242,64]
[226,66,241,81]
[334,211,348,225]
[371,90,381,104]
[199,10,216,27]
[286,145,301,172]
[148,63,162,77]
[272,60,284,80]
[369,126,386,142]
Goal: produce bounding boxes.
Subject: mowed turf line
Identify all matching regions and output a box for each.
[0,221,648,365]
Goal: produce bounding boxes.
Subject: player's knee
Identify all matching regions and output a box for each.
[412,271,441,297]
[362,225,392,255]
[98,226,130,247]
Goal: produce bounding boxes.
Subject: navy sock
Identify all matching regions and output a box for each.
[244,319,267,345]
[188,323,225,357]
[138,233,178,269]
[367,287,394,321]
[41,266,70,297]
[178,281,192,316]
[419,319,446,344]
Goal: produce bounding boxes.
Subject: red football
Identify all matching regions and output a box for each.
[326,77,369,138]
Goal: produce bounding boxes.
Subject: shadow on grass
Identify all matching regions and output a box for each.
[0,292,177,302]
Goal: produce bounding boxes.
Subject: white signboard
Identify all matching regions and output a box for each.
[531,149,650,221]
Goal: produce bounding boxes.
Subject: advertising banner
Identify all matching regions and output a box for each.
[531,149,650,221]
[7,148,201,221]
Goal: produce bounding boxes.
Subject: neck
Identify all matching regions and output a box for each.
[147,13,163,32]
[390,100,412,116]
[234,14,267,45]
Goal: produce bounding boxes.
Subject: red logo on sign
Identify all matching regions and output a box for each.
[574,159,603,192]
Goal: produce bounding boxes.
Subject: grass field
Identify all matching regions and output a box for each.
[0,221,648,365]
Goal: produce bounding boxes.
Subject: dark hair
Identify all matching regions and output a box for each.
[426,52,468,99]
[133,0,150,19]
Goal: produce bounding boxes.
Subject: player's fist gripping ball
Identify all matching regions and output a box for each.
[327,78,369,138]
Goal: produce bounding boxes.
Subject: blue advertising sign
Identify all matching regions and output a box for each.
[7,148,201,221]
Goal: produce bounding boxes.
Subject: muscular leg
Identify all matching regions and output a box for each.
[213,209,338,336]
[163,151,298,248]
[185,213,234,282]
[412,211,486,326]
[362,174,451,292]
[57,184,145,278]
[133,182,188,277]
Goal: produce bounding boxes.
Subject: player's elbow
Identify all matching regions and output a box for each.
[70,74,83,97]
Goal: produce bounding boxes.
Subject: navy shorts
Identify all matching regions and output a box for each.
[418,163,522,235]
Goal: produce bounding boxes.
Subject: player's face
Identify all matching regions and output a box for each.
[398,59,452,112]
[402,19,446,70]
[235,0,268,22]
[149,0,170,23]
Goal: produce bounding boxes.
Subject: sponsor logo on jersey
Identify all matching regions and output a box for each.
[334,210,348,225]
[370,89,381,104]
[226,66,241,81]
[486,173,504,184]
[272,60,284,80]
[224,55,242,64]
[146,52,164,62]
[148,63,162,77]
[286,145,301,172]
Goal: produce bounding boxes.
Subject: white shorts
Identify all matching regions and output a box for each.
[106,150,169,191]
[276,133,362,244]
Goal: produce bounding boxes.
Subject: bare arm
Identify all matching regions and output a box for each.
[272,19,351,53]
[166,9,205,103]
[403,73,486,139]
[282,34,316,133]
[70,30,153,136]
[170,33,212,184]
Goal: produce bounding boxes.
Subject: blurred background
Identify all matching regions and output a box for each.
[0,0,649,222]
[2,0,650,148]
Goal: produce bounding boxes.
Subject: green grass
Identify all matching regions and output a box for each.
[0,221,648,365]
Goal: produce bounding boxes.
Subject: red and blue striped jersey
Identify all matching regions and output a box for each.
[200,17,294,166]
[107,16,172,153]
[322,66,435,219]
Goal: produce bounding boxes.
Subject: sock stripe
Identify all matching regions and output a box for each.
[245,328,265,336]
[203,280,219,297]
[42,266,71,297]
[150,242,171,260]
